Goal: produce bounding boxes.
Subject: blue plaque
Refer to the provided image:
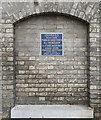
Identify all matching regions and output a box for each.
[41,33,63,55]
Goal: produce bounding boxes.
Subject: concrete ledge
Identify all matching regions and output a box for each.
[11,105,94,118]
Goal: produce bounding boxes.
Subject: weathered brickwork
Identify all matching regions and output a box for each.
[0,2,2,119]
[0,1,101,119]
[15,14,88,105]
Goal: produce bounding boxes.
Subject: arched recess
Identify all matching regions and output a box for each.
[13,12,90,105]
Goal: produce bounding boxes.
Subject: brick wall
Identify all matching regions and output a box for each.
[1,1,101,119]
[0,1,2,119]
[15,14,88,105]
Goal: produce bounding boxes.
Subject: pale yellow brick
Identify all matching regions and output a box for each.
[6,85,13,89]
[18,61,24,65]
[19,70,25,74]
[29,92,35,96]
[39,97,45,101]
[8,57,13,61]
[29,57,35,60]
[29,66,35,70]
[58,88,64,92]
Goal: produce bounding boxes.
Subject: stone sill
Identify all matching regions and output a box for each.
[11,105,94,118]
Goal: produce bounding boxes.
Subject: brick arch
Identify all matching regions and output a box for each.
[13,12,89,26]
[5,2,95,24]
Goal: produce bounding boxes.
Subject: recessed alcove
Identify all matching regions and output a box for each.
[14,13,89,105]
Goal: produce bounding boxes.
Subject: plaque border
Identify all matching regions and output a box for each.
[40,33,64,56]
